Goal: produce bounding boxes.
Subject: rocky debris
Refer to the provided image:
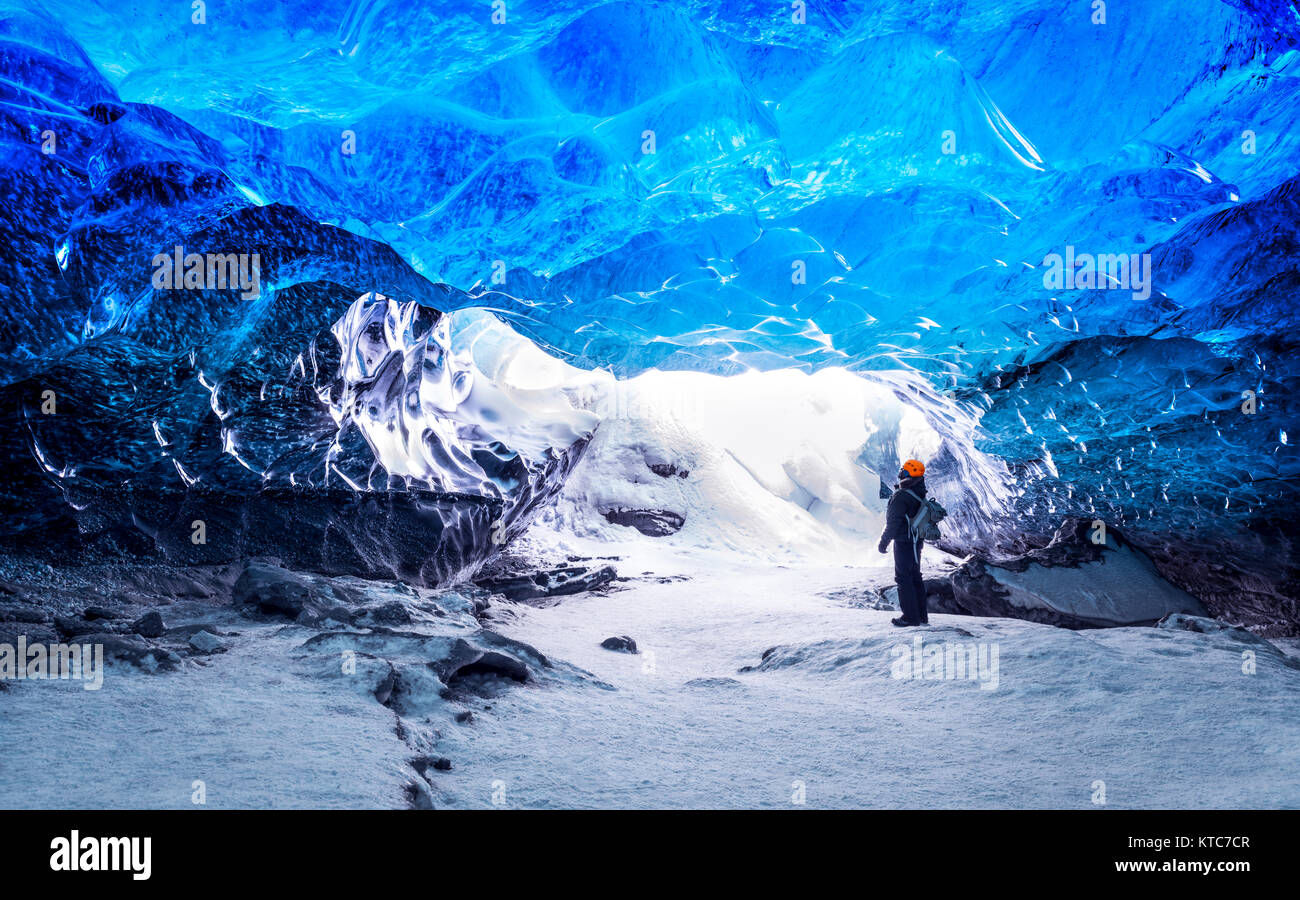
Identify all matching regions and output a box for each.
[861,589,902,611]
[1157,614,1300,670]
[132,611,166,638]
[362,600,412,626]
[433,638,532,686]
[372,661,397,705]
[295,604,358,628]
[685,676,743,688]
[476,564,617,603]
[188,630,227,654]
[233,561,311,617]
[945,517,1206,628]
[66,608,139,638]
[600,635,638,653]
[0,622,57,645]
[412,756,453,776]
[55,615,107,640]
[454,710,474,724]
[0,603,50,624]
[0,561,237,628]
[405,779,435,810]
[602,507,685,537]
[1158,613,1239,635]
[475,629,552,671]
[233,561,357,625]
[566,554,622,564]
[391,664,452,716]
[738,646,780,673]
[837,579,953,613]
[300,627,551,705]
[86,633,183,672]
[1158,612,1284,645]
[922,577,958,613]
[648,463,689,479]
[117,567,224,602]
[829,584,903,611]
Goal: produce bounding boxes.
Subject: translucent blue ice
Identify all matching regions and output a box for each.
[1,0,1296,546]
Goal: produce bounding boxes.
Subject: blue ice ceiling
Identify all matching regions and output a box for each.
[0,0,1298,565]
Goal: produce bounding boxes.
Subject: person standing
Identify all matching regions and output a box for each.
[878,459,929,627]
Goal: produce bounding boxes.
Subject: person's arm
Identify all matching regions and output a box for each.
[878,492,904,552]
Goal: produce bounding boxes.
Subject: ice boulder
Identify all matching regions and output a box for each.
[948,518,1206,628]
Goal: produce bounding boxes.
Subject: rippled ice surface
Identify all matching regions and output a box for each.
[2,0,1297,554]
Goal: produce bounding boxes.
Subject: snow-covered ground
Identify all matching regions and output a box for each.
[4,533,1297,809]
[432,537,1300,809]
[0,612,408,809]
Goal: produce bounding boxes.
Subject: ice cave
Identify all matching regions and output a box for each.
[0,0,1297,813]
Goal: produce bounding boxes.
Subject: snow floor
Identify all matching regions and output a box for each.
[2,538,1297,809]
[432,541,1300,809]
[0,615,407,809]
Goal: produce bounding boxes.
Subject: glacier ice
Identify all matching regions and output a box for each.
[325,292,597,495]
[0,0,1296,616]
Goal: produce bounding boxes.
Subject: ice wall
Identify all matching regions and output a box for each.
[0,0,1297,577]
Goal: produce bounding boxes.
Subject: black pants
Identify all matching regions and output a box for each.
[893,538,926,623]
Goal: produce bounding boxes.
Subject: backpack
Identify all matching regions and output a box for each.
[903,489,946,543]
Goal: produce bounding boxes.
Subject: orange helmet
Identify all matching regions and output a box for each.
[901,459,925,477]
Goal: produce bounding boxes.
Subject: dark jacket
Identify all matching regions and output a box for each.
[879,475,927,550]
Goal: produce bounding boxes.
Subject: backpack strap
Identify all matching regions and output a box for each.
[902,490,929,546]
